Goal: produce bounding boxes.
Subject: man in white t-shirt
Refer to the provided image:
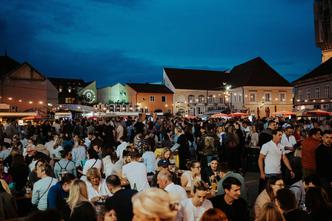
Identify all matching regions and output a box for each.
[157,170,187,201]
[116,137,128,160]
[177,181,213,221]
[258,129,295,181]
[122,150,150,191]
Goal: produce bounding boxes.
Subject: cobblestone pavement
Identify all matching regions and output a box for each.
[244,171,260,220]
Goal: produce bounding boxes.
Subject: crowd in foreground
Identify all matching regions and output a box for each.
[0,114,331,221]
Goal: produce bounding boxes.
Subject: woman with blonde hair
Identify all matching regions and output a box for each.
[84,167,111,202]
[67,179,97,221]
[132,187,178,221]
[256,202,285,221]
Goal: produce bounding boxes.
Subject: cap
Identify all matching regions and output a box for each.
[158,159,169,168]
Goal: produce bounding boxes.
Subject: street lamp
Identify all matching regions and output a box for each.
[222,82,232,112]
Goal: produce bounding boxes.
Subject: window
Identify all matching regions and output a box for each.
[265,93,271,102]
[315,88,320,98]
[306,88,311,99]
[198,95,205,103]
[207,95,213,103]
[197,107,204,114]
[161,96,166,102]
[150,96,155,102]
[65,97,75,104]
[324,86,330,98]
[188,95,195,103]
[219,97,224,103]
[238,95,242,102]
[279,93,286,102]
[249,93,256,102]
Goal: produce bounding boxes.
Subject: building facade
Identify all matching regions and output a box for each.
[0,55,58,115]
[293,58,332,111]
[49,77,97,105]
[293,1,332,111]
[97,83,129,104]
[163,68,229,116]
[126,83,173,114]
[229,57,293,117]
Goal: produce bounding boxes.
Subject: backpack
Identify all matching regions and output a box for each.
[57,160,70,180]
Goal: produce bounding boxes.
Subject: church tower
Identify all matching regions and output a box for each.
[315,0,332,62]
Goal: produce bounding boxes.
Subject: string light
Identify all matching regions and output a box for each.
[1,96,48,105]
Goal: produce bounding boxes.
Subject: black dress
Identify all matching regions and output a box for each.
[70,201,97,221]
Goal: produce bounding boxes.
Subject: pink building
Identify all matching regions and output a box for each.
[0,55,58,115]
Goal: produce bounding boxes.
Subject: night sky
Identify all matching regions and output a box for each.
[0,0,321,88]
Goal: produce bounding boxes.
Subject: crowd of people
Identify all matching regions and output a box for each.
[0,114,331,221]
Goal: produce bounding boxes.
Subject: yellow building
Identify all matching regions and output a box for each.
[228,57,293,118]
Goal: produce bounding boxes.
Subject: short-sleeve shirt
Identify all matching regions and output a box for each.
[178,198,213,221]
[260,140,285,174]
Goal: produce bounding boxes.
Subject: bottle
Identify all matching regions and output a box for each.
[25,180,33,195]
[133,183,137,191]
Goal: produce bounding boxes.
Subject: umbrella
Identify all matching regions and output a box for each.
[303,109,331,117]
[272,111,296,117]
[210,113,229,119]
[228,112,248,118]
[22,115,44,120]
[184,115,197,119]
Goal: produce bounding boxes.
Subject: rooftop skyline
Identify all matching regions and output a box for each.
[0,0,321,87]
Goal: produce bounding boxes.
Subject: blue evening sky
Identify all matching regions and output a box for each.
[0,0,320,87]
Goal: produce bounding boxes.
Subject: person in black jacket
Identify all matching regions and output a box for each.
[258,120,277,148]
[105,175,137,221]
[171,127,190,170]
[275,188,312,221]
[315,130,332,199]
[210,176,249,221]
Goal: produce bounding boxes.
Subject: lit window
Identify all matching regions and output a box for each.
[249,93,256,102]
[279,93,286,102]
[265,93,271,102]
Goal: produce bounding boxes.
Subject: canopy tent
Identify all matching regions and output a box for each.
[303,109,331,117]
[271,111,296,117]
[210,113,229,119]
[228,112,249,118]
[22,115,45,120]
[184,115,197,119]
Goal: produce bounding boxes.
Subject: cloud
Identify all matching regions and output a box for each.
[30,43,162,87]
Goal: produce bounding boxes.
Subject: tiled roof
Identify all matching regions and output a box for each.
[164,67,229,90]
[230,57,291,87]
[293,57,332,83]
[126,83,174,94]
[0,55,20,77]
